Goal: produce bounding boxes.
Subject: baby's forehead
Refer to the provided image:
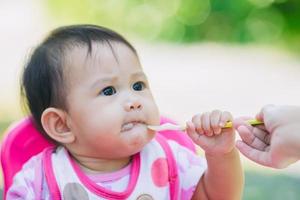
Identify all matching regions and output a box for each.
[62,41,142,84]
[64,41,138,69]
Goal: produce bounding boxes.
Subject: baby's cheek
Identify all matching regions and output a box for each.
[91,115,122,134]
[148,106,160,125]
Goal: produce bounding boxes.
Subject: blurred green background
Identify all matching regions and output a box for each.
[46,0,300,52]
[1,0,300,199]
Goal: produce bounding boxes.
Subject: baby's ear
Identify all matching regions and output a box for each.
[41,108,75,144]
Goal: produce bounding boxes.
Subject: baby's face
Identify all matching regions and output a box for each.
[64,42,160,159]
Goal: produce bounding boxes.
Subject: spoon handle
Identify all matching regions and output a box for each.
[147,119,263,131]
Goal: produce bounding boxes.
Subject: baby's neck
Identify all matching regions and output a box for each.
[70,152,132,173]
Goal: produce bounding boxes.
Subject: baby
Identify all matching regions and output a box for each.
[8,24,243,199]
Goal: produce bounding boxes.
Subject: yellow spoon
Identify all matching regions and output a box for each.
[147,119,263,132]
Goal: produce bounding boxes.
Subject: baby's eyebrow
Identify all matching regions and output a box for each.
[131,71,147,79]
[90,76,117,89]
[90,72,147,89]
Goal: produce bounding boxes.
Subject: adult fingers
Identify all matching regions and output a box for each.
[237,125,268,150]
[236,140,272,167]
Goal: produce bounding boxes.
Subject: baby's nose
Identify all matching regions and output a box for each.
[125,100,142,111]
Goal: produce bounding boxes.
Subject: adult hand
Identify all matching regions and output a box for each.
[234,105,300,169]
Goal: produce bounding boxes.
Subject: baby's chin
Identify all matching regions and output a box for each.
[123,127,156,150]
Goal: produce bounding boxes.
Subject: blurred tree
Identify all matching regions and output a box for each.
[46,0,300,52]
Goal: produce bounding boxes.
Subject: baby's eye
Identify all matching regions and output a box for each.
[100,86,116,96]
[132,81,146,91]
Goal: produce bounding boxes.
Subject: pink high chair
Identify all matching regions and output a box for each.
[0,116,195,199]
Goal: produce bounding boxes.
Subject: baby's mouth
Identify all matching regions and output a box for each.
[121,121,145,132]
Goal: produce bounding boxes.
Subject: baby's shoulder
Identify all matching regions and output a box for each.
[7,152,47,198]
[13,151,44,183]
[22,151,43,170]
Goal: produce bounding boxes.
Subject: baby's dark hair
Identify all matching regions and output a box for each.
[20,24,137,143]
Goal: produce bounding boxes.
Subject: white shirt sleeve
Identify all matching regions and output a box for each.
[6,154,44,199]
